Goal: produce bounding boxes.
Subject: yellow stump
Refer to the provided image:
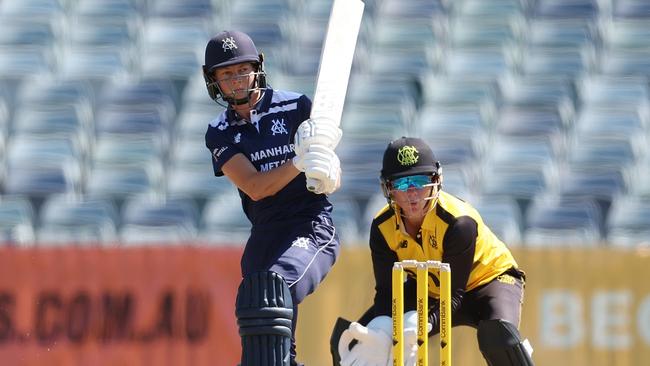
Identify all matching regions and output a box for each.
[417,263,429,365]
[439,264,452,366]
[392,263,404,366]
[392,260,452,366]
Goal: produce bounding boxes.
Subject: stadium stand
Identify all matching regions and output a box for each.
[37,194,119,244]
[0,195,36,244]
[0,0,649,248]
[120,194,199,244]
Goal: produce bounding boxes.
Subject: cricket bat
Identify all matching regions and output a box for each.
[307,0,364,191]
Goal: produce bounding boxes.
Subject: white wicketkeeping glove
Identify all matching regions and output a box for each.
[292,144,341,195]
[293,117,342,156]
[338,316,392,366]
[396,311,433,366]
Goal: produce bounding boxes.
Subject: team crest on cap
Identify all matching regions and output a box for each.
[397,146,419,166]
[222,37,238,51]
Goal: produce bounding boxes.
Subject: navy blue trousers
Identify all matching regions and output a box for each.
[240,212,340,363]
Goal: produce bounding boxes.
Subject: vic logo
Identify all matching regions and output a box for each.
[270,119,288,136]
[291,237,310,249]
[222,37,238,51]
[234,133,241,144]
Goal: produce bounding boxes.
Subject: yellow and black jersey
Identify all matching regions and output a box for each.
[369,191,519,317]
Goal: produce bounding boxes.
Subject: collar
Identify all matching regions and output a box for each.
[420,192,446,231]
[393,204,426,237]
[225,88,273,126]
[420,207,438,231]
[393,195,443,234]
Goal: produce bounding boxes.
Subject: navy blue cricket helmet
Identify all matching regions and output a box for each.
[202,30,267,104]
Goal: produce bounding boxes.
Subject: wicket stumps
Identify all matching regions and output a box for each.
[392,260,452,366]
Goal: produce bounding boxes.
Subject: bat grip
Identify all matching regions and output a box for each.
[307,177,319,193]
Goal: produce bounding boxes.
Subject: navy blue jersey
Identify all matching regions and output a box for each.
[205,88,331,226]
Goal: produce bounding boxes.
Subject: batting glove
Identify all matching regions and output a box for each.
[292,145,341,195]
[293,117,342,156]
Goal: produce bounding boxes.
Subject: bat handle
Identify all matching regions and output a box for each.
[307,177,320,193]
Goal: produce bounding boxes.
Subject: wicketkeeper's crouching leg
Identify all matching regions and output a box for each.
[478,319,535,366]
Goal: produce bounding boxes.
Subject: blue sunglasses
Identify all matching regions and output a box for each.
[390,175,433,191]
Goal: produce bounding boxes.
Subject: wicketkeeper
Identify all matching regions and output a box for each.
[330,137,535,366]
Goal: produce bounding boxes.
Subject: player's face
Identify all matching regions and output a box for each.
[390,175,437,220]
[214,62,257,99]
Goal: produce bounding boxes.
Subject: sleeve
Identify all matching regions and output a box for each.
[205,123,242,177]
[429,216,477,328]
[369,220,399,317]
[298,94,312,121]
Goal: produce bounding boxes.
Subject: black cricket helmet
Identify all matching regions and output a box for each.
[380,136,442,201]
[202,30,267,104]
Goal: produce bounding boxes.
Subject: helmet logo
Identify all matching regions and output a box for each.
[397,146,419,166]
[222,37,238,51]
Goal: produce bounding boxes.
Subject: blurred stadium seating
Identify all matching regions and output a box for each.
[0,0,649,248]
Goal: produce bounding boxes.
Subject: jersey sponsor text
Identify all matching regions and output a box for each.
[250,144,294,162]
